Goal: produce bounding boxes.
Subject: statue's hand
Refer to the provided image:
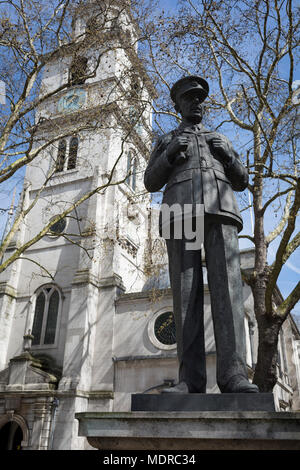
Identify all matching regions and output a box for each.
[210,136,232,163]
[166,135,189,164]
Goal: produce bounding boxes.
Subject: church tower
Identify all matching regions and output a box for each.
[0,0,155,450]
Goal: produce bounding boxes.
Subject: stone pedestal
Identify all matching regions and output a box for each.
[75,410,300,450]
[131,393,275,412]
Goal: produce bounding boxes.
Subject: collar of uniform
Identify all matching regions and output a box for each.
[177,121,208,133]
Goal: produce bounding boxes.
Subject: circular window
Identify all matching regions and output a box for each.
[154,311,176,345]
[148,310,177,350]
[48,217,66,236]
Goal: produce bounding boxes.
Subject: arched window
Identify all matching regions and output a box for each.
[56,139,67,172]
[86,17,99,35]
[44,290,59,344]
[31,286,61,347]
[125,151,137,191]
[55,137,79,173]
[132,157,137,191]
[32,291,45,345]
[67,137,78,170]
[69,56,88,86]
[125,151,132,186]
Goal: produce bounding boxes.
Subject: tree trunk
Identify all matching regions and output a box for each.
[250,127,280,393]
[253,313,283,392]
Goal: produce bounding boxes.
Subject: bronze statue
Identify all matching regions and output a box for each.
[144,76,259,394]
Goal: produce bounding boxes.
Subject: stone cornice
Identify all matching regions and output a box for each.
[0,390,113,400]
[72,269,125,292]
[113,353,177,362]
[116,288,172,303]
[72,269,100,288]
[98,273,125,291]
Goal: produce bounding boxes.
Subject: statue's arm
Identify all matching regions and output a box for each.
[212,133,248,191]
[144,136,173,193]
[224,149,249,192]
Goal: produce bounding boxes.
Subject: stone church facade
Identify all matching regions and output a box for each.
[0,1,299,450]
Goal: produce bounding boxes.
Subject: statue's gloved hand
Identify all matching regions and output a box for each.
[210,136,233,165]
[166,135,189,164]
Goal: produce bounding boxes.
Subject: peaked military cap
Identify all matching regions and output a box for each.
[170,76,209,104]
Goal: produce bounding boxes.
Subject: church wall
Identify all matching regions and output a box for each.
[0,293,17,371]
[114,193,149,293]
[39,56,71,99]
[14,245,81,295]
[47,396,93,450]
[60,282,101,393]
[5,297,29,362]
[77,128,112,175]
[90,284,118,392]
[114,293,175,359]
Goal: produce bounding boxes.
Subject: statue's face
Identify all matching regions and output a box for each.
[176,89,203,123]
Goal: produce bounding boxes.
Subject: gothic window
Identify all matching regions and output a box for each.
[55,137,79,172]
[31,286,61,347]
[31,292,45,345]
[111,18,118,31]
[125,151,131,186]
[131,80,141,98]
[132,157,137,191]
[69,56,88,86]
[44,290,59,344]
[86,18,98,35]
[128,106,144,136]
[56,139,67,172]
[132,81,140,93]
[129,71,142,98]
[129,106,139,126]
[67,137,78,170]
[125,151,137,191]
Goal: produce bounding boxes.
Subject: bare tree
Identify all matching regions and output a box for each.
[140,0,300,391]
[0,0,155,279]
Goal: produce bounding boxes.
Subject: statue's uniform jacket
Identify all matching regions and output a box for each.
[144,124,248,232]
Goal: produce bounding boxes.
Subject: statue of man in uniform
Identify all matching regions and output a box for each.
[144,76,259,394]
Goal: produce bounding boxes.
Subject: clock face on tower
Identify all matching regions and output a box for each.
[58,88,86,113]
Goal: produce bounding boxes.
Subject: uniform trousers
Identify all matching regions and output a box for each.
[165,216,248,393]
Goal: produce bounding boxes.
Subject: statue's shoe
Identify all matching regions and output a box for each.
[222,376,259,393]
[160,381,189,394]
